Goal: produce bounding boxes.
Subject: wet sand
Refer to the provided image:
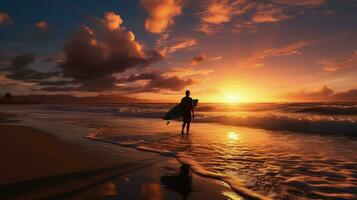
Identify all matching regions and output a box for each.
[0,113,238,199]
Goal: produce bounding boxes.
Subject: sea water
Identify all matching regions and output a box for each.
[1,103,357,199]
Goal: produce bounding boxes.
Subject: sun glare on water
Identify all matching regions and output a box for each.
[227,131,240,140]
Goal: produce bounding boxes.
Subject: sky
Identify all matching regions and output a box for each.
[1,0,357,103]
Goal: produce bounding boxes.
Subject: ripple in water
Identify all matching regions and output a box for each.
[83,118,357,199]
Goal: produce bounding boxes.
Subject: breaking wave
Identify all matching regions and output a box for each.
[86,131,273,200]
[295,105,357,115]
[195,115,357,135]
[50,104,357,135]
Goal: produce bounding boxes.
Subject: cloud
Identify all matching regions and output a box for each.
[197,0,248,34]
[191,53,206,65]
[35,20,48,30]
[58,11,162,91]
[201,0,234,24]
[271,0,325,7]
[11,54,34,69]
[283,86,333,101]
[282,86,357,102]
[191,54,222,65]
[332,89,357,102]
[319,51,357,72]
[104,11,123,30]
[118,72,193,92]
[140,0,182,33]
[160,38,197,55]
[2,12,167,93]
[0,12,11,26]
[251,3,289,23]
[39,86,80,92]
[240,41,310,68]
[38,80,71,86]
[33,20,55,43]
[0,51,14,69]
[198,0,326,34]
[164,66,213,78]
[4,54,60,82]
[38,52,65,63]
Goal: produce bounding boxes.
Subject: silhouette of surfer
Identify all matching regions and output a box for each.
[181,90,194,135]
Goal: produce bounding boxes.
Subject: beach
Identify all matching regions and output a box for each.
[0,112,239,199]
[0,103,357,200]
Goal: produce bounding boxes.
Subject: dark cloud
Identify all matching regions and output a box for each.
[0,51,14,70]
[79,75,119,91]
[282,86,357,101]
[37,76,119,92]
[119,72,194,93]
[332,89,357,102]
[126,72,159,82]
[12,12,165,93]
[58,11,162,91]
[38,80,71,86]
[0,12,11,26]
[11,54,34,69]
[4,54,60,81]
[39,53,65,63]
[191,53,206,65]
[39,86,81,92]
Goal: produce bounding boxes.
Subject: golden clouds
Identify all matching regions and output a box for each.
[319,51,357,72]
[251,3,289,23]
[198,0,327,34]
[201,1,233,24]
[104,11,123,30]
[167,38,196,53]
[158,38,197,55]
[240,42,310,68]
[140,0,182,33]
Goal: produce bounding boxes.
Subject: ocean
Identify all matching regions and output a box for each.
[1,102,357,199]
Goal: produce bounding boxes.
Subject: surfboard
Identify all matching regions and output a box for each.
[163,99,198,121]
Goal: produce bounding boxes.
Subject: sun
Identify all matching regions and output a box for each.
[226,94,240,104]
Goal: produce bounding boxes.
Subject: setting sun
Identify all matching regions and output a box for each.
[226,94,240,104]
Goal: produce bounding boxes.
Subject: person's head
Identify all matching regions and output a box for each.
[185,90,190,97]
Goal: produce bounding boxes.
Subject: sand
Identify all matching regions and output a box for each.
[0,112,238,199]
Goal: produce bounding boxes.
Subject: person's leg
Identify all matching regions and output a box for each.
[186,122,190,135]
[182,122,186,134]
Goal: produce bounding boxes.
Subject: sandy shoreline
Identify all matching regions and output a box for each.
[0,112,238,199]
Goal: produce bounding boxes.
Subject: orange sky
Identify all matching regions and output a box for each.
[1,0,357,102]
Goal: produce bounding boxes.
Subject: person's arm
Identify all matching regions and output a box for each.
[191,100,195,117]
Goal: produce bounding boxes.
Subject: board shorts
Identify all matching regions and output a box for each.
[183,112,192,123]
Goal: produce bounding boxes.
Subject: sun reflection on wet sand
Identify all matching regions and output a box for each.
[140,183,163,200]
[86,117,357,199]
[101,181,118,197]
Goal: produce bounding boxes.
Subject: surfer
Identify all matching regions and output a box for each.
[181,90,194,135]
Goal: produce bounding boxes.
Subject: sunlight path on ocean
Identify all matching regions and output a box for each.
[83,117,357,199]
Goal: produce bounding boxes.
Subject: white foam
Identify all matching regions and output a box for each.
[176,152,273,200]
